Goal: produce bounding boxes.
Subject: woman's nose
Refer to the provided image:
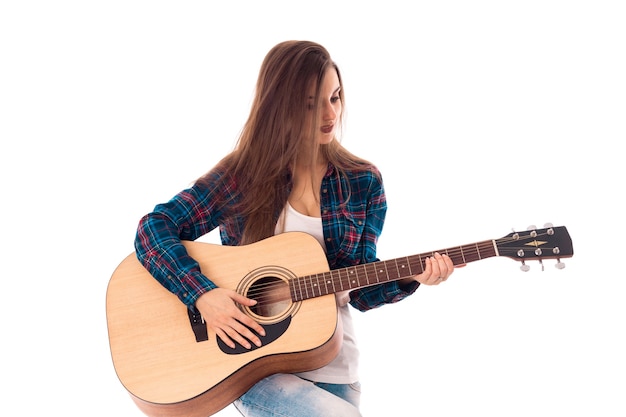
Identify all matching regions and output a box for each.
[322,102,336,121]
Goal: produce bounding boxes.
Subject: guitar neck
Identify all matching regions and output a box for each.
[290,239,496,302]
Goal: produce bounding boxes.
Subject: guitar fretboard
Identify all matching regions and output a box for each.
[289,239,497,302]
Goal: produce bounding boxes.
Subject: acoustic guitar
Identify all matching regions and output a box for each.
[106,225,573,417]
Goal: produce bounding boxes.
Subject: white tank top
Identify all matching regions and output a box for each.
[275,203,360,384]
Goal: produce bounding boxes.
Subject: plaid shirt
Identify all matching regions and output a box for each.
[135,163,419,310]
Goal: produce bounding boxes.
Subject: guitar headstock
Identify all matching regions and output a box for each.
[496,224,573,271]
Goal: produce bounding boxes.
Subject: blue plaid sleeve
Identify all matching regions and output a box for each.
[134,169,236,306]
[344,168,421,312]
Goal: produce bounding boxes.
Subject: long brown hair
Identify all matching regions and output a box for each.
[198,40,375,244]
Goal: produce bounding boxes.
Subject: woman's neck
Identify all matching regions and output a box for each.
[289,159,327,217]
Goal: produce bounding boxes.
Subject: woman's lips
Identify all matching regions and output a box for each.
[321,124,334,134]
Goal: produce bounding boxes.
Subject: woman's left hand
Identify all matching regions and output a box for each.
[415,252,456,285]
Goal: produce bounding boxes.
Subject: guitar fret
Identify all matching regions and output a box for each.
[293,277,303,302]
[317,274,322,296]
[315,273,322,297]
[327,271,335,294]
[418,254,425,275]
[347,269,353,290]
[394,258,407,279]
[390,258,402,280]
[350,265,359,289]
[299,276,306,301]
[349,268,358,288]
[289,279,296,301]
[358,264,364,286]
[304,275,311,299]
[374,262,382,283]
[309,275,314,298]
[409,254,420,276]
[366,264,372,284]
[419,254,427,274]
[295,276,303,301]
[459,244,478,264]
[337,269,344,291]
[384,260,395,281]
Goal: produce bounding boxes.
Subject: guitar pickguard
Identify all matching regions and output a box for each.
[216,316,292,354]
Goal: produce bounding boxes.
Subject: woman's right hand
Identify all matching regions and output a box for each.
[195,288,266,349]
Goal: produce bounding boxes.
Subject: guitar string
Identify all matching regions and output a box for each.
[245,231,560,304]
[247,233,555,302]
[246,247,478,304]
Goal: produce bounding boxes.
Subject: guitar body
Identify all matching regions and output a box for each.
[106,232,340,417]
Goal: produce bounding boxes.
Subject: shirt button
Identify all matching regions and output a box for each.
[322,189,328,193]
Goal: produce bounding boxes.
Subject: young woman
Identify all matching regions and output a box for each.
[135,40,456,417]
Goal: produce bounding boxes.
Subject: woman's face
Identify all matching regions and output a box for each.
[307,67,342,145]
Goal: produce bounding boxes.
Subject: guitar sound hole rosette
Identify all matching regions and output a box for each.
[237,266,301,324]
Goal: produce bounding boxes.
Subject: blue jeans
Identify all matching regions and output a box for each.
[233,373,362,417]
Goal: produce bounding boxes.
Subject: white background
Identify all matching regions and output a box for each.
[2,1,624,416]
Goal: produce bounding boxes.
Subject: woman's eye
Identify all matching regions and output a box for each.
[331,96,340,103]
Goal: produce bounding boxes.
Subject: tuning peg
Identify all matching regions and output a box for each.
[544,222,554,228]
[555,260,566,270]
[526,225,538,238]
[520,261,530,272]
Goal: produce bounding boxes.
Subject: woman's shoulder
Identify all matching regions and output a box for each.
[337,161,383,182]
[195,155,237,188]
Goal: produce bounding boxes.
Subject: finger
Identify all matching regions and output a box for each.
[230,294,266,337]
[430,254,442,281]
[236,307,266,339]
[419,257,437,285]
[232,292,258,307]
[220,315,266,350]
[420,257,433,284]
[232,316,264,347]
[213,316,262,350]
[431,252,452,280]
[441,254,454,280]
[215,328,236,350]
[223,324,254,350]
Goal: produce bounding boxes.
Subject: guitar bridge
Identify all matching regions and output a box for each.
[187,307,208,342]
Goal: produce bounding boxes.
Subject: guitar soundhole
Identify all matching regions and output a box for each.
[238,267,300,324]
[248,276,290,317]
